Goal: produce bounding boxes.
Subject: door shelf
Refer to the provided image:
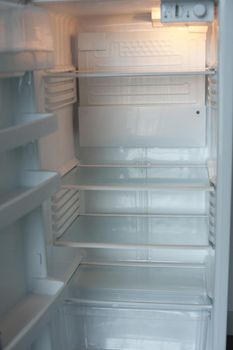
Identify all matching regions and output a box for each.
[55,215,209,250]
[0,171,60,230]
[70,166,212,192]
[0,113,57,153]
[0,278,64,350]
[66,264,212,310]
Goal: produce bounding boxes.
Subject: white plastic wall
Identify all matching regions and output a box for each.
[76,17,209,165]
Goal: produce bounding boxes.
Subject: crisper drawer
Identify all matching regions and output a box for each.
[63,304,209,350]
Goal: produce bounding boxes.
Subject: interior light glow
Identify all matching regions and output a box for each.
[151,7,161,23]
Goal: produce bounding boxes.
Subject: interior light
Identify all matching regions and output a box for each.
[151,7,161,26]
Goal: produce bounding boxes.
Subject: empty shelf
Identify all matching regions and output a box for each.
[47,67,216,78]
[0,171,60,229]
[0,279,64,350]
[0,113,57,153]
[72,166,212,191]
[55,215,209,249]
[78,162,208,168]
[66,264,212,310]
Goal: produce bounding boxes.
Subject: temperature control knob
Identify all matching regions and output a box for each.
[193,4,207,18]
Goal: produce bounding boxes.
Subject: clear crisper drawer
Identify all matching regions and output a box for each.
[63,304,209,350]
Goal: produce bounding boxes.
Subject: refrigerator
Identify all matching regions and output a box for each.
[0,0,232,349]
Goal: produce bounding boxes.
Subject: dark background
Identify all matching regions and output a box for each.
[227,336,233,349]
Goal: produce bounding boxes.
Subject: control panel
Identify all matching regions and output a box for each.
[161,0,214,23]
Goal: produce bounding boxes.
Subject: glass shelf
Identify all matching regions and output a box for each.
[55,215,209,250]
[65,264,212,310]
[70,166,212,192]
[46,67,216,79]
[47,68,216,78]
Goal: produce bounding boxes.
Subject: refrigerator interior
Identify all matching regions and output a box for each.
[0,1,232,350]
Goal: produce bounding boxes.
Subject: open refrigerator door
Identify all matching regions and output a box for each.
[0,1,233,350]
